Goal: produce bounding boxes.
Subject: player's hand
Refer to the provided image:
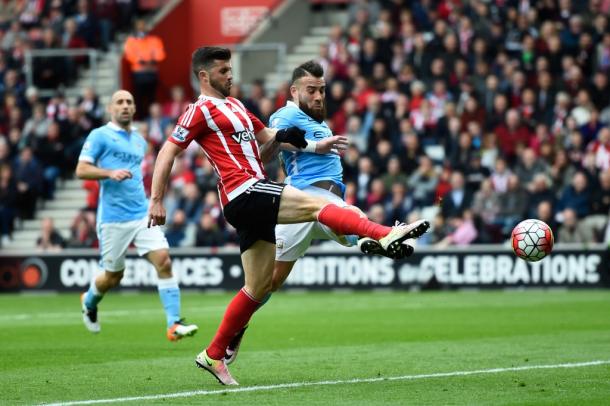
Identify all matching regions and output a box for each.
[109,169,132,181]
[275,127,307,148]
[148,200,166,227]
[317,135,349,155]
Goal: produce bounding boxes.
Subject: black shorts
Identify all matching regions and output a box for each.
[223,179,285,253]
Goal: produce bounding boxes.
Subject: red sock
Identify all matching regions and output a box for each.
[206,288,260,360]
[317,204,391,240]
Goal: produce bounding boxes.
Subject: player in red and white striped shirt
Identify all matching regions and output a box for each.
[148,47,429,386]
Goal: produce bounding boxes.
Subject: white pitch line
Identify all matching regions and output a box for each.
[0,307,226,322]
[41,359,610,406]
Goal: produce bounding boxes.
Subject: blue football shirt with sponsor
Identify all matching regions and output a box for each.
[270,101,344,194]
[78,122,148,224]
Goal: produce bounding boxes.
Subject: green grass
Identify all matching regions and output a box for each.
[1,291,609,405]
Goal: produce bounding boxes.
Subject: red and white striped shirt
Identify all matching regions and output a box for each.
[168,95,266,206]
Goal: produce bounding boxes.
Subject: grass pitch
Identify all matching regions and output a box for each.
[1,290,609,405]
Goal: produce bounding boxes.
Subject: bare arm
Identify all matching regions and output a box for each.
[75,161,132,181]
[148,141,183,227]
[257,127,282,164]
[256,127,349,163]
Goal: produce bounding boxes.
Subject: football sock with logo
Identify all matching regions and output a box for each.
[157,277,181,328]
[84,282,103,310]
[317,204,391,241]
[206,288,260,360]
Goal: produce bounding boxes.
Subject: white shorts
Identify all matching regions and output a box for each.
[97,217,169,272]
[275,185,354,262]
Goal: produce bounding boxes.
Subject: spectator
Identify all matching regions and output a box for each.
[436,209,478,247]
[33,27,67,89]
[195,212,226,247]
[74,0,100,48]
[242,79,265,120]
[162,85,190,122]
[515,148,550,187]
[176,183,202,224]
[0,163,16,245]
[496,175,528,236]
[146,102,170,148]
[384,182,413,226]
[464,153,490,193]
[13,147,42,219]
[165,209,188,247]
[21,103,51,146]
[356,156,374,206]
[537,200,558,236]
[471,178,500,226]
[441,171,473,220]
[557,171,591,219]
[77,87,104,128]
[36,217,65,251]
[365,178,386,210]
[587,126,610,171]
[494,108,533,163]
[31,121,63,199]
[557,208,593,243]
[407,155,438,208]
[526,174,555,218]
[584,168,610,241]
[124,18,166,117]
[381,156,408,191]
[68,210,97,248]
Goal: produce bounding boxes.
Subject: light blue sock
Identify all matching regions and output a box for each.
[84,282,103,310]
[158,277,181,328]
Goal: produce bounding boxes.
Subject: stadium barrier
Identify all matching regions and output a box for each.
[0,245,608,292]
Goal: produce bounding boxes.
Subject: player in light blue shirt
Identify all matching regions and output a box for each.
[222,61,428,365]
[76,90,197,341]
[273,100,344,193]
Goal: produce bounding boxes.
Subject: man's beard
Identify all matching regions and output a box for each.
[117,114,132,126]
[299,98,326,123]
[211,78,231,97]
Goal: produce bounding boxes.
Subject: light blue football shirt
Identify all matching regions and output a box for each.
[78,122,148,224]
[271,101,345,194]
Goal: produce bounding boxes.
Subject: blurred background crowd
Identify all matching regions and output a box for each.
[0,0,609,251]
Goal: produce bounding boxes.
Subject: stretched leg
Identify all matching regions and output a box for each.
[196,240,276,385]
[207,240,275,358]
[278,185,429,255]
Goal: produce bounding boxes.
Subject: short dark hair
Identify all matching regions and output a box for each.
[291,60,324,84]
[191,47,231,78]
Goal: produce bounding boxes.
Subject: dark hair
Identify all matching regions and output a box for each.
[191,47,231,78]
[291,60,324,84]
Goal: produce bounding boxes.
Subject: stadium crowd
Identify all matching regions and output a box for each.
[1,0,609,250]
[0,0,155,248]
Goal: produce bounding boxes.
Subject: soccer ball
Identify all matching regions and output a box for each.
[511,219,554,262]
